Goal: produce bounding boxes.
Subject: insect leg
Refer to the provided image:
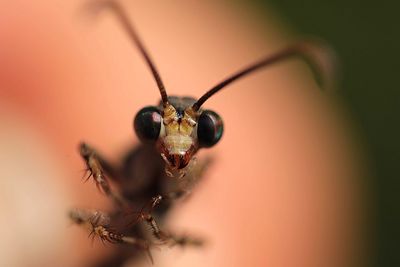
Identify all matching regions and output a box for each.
[69,208,155,263]
[134,196,205,248]
[79,142,126,207]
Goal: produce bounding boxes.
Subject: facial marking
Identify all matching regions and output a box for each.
[162,104,197,136]
[159,103,199,169]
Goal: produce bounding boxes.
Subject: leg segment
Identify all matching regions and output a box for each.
[134,196,205,248]
[69,208,155,263]
[80,142,127,207]
[141,212,204,247]
[126,157,211,247]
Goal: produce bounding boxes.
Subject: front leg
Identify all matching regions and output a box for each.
[79,142,126,207]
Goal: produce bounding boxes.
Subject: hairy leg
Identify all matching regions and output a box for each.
[133,159,212,249]
[69,208,155,263]
[140,211,204,248]
[79,142,127,207]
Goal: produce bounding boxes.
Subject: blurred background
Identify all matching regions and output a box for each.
[258,0,399,266]
[0,0,398,266]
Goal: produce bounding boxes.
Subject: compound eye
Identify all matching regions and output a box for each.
[197,110,223,148]
[134,106,162,143]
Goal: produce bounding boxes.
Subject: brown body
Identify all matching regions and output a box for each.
[72,97,210,266]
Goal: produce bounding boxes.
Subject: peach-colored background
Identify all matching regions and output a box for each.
[0,1,363,267]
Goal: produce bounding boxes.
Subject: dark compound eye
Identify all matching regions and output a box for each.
[197,110,223,148]
[134,106,162,143]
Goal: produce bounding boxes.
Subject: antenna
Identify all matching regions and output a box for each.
[97,1,169,106]
[192,41,335,111]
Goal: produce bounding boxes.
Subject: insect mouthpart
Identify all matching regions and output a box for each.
[161,150,192,170]
[159,136,197,170]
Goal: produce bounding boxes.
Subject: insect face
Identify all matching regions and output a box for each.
[134,97,224,171]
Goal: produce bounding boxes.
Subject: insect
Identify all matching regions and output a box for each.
[70,1,334,266]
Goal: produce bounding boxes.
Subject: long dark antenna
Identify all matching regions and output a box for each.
[192,41,335,111]
[94,0,169,106]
